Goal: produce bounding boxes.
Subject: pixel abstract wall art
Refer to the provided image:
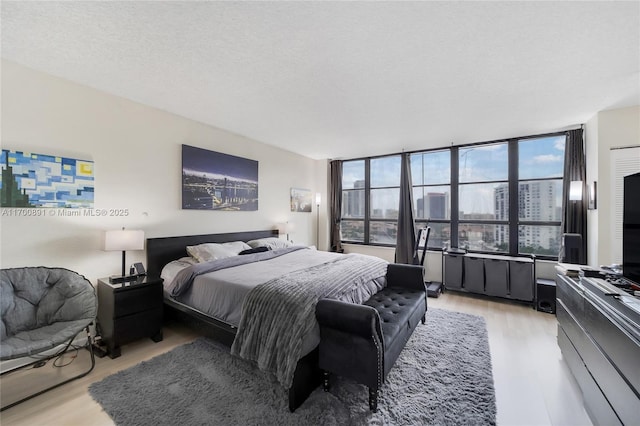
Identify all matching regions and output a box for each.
[1,150,94,208]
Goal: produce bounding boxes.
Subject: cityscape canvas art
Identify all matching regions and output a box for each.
[1,149,94,208]
[182,145,258,211]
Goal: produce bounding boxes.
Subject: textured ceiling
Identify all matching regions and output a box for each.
[2,1,639,160]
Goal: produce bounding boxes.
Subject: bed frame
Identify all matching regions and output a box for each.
[146,229,322,412]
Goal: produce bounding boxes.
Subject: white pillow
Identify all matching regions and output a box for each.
[220,240,252,255]
[247,237,293,250]
[186,243,238,263]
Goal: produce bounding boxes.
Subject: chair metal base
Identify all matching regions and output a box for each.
[0,326,96,412]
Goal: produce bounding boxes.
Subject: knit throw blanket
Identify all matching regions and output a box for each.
[230,254,388,388]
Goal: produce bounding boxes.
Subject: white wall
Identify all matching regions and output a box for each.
[585,113,599,267]
[586,105,640,266]
[1,60,325,282]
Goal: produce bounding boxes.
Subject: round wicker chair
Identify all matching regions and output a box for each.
[0,267,97,410]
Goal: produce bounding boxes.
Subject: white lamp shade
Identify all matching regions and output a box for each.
[104,229,145,251]
[569,181,583,201]
[315,193,322,205]
[277,222,293,235]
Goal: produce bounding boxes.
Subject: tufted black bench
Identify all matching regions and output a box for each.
[315,263,427,411]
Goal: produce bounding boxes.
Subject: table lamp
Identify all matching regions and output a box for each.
[104,228,144,283]
[277,222,292,241]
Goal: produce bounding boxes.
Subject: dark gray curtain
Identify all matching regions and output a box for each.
[395,153,417,264]
[329,160,344,253]
[561,128,587,264]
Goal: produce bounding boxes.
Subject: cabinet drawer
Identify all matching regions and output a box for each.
[444,254,464,289]
[558,324,622,426]
[114,284,162,318]
[556,274,584,318]
[583,297,640,414]
[485,259,508,297]
[112,307,163,346]
[463,257,484,293]
[509,260,534,301]
[558,299,640,424]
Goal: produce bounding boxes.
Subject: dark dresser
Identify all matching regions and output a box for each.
[97,276,164,358]
[556,274,640,425]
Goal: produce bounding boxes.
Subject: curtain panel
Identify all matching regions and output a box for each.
[329,160,344,253]
[561,128,587,264]
[395,153,417,264]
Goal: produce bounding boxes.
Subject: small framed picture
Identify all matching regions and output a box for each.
[290,188,312,212]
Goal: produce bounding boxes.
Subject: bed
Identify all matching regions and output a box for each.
[146,230,388,411]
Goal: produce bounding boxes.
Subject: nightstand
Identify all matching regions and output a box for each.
[97,276,163,359]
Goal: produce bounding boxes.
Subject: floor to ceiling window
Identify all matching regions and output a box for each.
[411,150,451,249]
[517,135,565,256]
[339,131,567,259]
[341,160,366,243]
[369,156,401,244]
[458,142,509,253]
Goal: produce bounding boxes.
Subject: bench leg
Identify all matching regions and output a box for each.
[369,387,378,412]
[421,314,426,324]
[322,371,330,392]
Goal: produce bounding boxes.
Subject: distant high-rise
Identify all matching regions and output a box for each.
[343,179,365,217]
[494,181,560,250]
[495,185,509,246]
[417,192,448,220]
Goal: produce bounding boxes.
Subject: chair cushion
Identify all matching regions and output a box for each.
[0,267,97,360]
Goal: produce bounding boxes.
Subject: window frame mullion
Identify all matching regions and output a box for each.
[450,146,459,249]
[508,139,519,255]
[364,159,371,244]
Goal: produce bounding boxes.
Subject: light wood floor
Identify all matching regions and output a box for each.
[1,292,592,426]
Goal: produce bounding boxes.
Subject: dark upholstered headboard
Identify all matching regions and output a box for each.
[146,229,278,279]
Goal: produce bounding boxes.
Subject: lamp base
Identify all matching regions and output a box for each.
[108,274,141,284]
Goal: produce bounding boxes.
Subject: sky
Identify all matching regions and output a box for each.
[182,144,258,182]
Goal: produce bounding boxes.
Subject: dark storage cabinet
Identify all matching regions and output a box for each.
[444,252,464,290]
[443,252,534,303]
[97,277,163,358]
[556,274,640,425]
[484,258,509,297]
[509,259,535,301]
[463,256,485,293]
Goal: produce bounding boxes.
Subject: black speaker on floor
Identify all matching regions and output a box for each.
[560,233,583,264]
[536,279,556,314]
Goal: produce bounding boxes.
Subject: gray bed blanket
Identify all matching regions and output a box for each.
[167,246,305,297]
[230,253,388,388]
